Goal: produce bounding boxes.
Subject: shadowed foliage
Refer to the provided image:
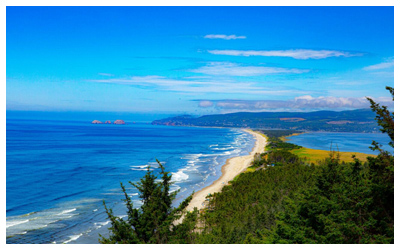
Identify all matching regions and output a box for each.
[99,160,198,244]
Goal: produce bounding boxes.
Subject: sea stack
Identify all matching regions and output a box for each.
[113,120,125,125]
[91,120,102,124]
[105,120,111,124]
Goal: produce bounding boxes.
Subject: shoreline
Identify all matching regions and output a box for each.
[279,132,305,142]
[184,129,268,212]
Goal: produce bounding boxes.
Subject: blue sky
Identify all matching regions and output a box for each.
[7,6,394,116]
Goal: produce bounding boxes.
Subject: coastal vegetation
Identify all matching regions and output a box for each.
[101,87,393,244]
[290,147,374,163]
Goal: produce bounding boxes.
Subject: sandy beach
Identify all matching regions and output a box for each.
[185,129,268,212]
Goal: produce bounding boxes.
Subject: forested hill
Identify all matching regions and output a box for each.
[151,109,379,133]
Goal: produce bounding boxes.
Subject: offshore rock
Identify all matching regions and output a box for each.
[91,120,102,124]
[113,120,125,125]
[105,120,111,124]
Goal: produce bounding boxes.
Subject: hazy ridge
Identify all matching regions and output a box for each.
[152,109,378,133]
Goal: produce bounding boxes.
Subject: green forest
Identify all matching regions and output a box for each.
[100,87,394,244]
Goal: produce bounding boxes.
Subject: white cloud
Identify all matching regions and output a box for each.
[90,75,306,95]
[198,100,214,107]
[196,95,393,111]
[363,59,394,70]
[292,95,368,109]
[208,49,363,59]
[98,73,114,76]
[204,34,246,40]
[191,62,309,76]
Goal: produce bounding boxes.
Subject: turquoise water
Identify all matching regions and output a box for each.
[6,119,255,243]
[286,132,393,155]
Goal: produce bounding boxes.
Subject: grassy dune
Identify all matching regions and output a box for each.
[290,147,375,163]
[275,132,375,163]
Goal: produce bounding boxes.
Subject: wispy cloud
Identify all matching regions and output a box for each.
[208,49,363,59]
[363,58,394,71]
[89,75,307,95]
[98,73,114,76]
[204,34,246,40]
[195,95,393,111]
[190,62,309,76]
[198,100,214,107]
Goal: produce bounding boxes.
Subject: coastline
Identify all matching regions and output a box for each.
[279,132,305,142]
[184,129,268,212]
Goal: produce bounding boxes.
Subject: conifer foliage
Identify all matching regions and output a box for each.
[99,160,197,244]
[366,86,394,149]
[266,87,394,243]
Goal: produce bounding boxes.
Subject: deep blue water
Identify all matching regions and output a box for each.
[6,119,255,244]
[7,120,394,244]
[286,132,393,155]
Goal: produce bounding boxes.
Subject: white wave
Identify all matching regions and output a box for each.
[57,208,76,216]
[222,151,232,155]
[6,206,81,238]
[172,170,189,183]
[169,184,181,194]
[63,233,83,244]
[130,165,149,169]
[6,219,29,228]
[94,220,111,229]
[6,216,58,237]
[131,162,167,171]
[7,198,102,239]
[95,221,110,227]
[130,165,152,171]
[213,147,235,150]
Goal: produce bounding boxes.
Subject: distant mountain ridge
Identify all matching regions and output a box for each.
[151,109,379,133]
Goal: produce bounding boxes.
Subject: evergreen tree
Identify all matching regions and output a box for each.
[267,86,394,243]
[366,86,394,150]
[365,86,394,241]
[99,160,198,244]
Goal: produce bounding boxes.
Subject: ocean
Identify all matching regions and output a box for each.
[6,119,255,244]
[7,119,394,244]
[286,132,393,155]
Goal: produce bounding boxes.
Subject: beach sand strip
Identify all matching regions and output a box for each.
[184,129,268,212]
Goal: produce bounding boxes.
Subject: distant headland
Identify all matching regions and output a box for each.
[151,109,379,133]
